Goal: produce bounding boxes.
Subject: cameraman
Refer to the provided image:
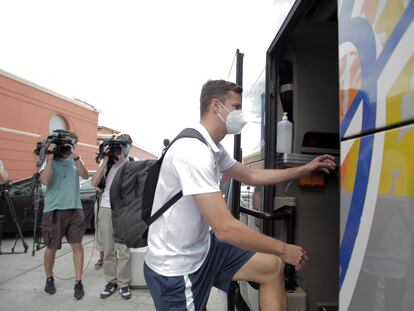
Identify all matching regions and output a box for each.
[91,134,133,300]
[0,160,8,185]
[39,131,89,300]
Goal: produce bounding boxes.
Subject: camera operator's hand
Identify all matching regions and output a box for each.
[101,146,110,164]
[40,143,56,185]
[67,145,79,160]
[47,143,56,157]
[67,146,89,179]
[92,146,111,188]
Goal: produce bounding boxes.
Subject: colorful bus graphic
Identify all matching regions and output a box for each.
[339,0,414,310]
[234,0,413,310]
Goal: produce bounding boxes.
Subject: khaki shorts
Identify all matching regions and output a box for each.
[42,209,86,250]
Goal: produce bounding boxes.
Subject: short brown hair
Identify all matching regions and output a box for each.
[116,133,132,144]
[200,80,242,117]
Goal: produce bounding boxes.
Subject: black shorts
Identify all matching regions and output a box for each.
[42,209,86,249]
[144,231,255,310]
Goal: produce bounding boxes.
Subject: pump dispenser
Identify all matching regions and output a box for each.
[277,112,292,153]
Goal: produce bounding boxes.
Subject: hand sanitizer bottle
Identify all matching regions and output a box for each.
[277,112,292,153]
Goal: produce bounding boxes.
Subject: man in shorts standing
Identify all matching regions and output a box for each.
[39,131,89,299]
[144,80,336,311]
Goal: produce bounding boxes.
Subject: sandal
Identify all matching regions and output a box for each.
[94,259,103,270]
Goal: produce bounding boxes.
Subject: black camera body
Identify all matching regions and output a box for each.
[34,130,77,167]
[95,137,128,164]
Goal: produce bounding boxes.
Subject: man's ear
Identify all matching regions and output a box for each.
[210,98,220,113]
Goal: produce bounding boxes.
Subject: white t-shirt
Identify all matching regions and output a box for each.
[144,124,236,276]
[100,160,124,208]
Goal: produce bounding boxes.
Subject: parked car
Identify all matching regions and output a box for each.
[79,175,97,231]
[0,173,97,234]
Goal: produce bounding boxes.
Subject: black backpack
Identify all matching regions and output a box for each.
[109,128,207,248]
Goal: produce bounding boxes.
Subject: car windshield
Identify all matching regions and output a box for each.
[80,178,93,190]
[79,171,95,190]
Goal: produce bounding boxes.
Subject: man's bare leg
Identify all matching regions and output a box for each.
[233,253,287,311]
[71,243,84,281]
[44,247,56,278]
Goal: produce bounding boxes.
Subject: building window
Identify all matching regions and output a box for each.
[49,115,67,133]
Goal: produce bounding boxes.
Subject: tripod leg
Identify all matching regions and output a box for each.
[31,183,45,256]
[32,205,38,256]
[4,191,28,253]
[12,206,29,252]
[11,234,18,252]
[0,215,3,255]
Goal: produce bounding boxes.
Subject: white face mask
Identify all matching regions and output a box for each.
[217,102,247,135]
[123,144,131,157]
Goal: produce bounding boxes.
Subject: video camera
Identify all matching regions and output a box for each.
[95,136,128,164]
[34,130,77,167]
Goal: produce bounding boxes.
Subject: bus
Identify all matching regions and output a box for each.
[228,0,414,310]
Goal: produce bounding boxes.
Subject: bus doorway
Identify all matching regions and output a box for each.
[233,0,340,310]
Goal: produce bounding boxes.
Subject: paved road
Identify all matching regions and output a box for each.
[0,233,227,311]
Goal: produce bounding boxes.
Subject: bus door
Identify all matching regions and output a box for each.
[229,1,341,310]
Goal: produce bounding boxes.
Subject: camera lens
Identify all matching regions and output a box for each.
[57,145,72,155]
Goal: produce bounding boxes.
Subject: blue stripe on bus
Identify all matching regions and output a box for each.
[340,1,414,138]
[340,91,365,136]
[339,0,377,289]
[377,1,414,71]
[339,134,373,288]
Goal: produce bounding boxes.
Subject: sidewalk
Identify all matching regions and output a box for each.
[0,233,227,311]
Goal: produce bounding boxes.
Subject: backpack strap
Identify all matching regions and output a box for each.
[146,128,208,225]
[158,128,207,162]
[147,191,183,225]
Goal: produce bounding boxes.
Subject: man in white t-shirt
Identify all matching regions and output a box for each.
[144,79,336,311]
[91,133,133,300]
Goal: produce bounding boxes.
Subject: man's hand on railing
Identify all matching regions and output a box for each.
[280,243,308,270]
